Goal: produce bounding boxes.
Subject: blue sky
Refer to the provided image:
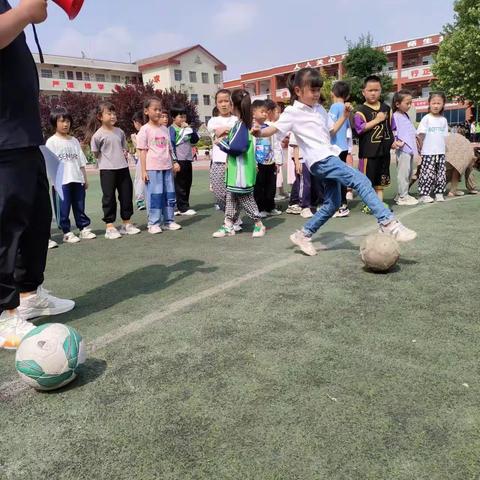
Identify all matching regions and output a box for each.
[18,0,455,79]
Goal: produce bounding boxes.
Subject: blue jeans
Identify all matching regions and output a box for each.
[303,156,394,237]
[146,170,176,226]
[52,183,90,234]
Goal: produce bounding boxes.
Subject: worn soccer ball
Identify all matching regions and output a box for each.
[15,323,86,391]
[360,233,400,272]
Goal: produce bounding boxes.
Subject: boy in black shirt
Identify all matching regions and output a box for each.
[0,0,74,350]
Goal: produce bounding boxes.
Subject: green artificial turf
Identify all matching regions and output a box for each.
[0,170,479,480]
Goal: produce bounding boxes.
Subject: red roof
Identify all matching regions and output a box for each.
[136,45,226,72]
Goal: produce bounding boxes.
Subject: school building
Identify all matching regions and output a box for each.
[33,45,226,125]
[224,34,474,125]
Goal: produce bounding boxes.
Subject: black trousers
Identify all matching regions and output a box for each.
[174,161,193,212]
[0,147,51,312]
[339,150,348,205]
[254,163,277,212]
[99,168,134,224]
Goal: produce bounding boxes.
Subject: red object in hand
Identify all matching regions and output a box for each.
[52,0,84,20]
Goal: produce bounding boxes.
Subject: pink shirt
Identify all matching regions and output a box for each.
[136,123,173,171]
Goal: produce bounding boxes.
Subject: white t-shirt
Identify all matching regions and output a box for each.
[273,101,341,169]
[288,133,305,164]
[417,114,449,155]
[207,115,238,164]
[45,134,87,184]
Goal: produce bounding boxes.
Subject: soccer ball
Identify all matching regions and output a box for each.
[360,233,400,272]
[15,323,86,391]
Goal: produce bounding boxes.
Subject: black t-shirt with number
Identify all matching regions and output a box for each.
[356,103,394,158]
[0,0,44,150]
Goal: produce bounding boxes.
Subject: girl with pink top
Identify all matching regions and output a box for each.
[137,97,181,234]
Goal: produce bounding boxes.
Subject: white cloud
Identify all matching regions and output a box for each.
[47,26,186,62]
[212,2,258,36]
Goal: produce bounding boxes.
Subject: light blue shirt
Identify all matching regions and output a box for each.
[329,102,349,152]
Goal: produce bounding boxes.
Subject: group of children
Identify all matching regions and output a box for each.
[47,66,476,255]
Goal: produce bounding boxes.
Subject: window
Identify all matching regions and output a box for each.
[96,73,106,82]
[84,72,90,81]
[67,71,74,80]
[76,71,83,81]
[174,69,182,81]
[189,71,197,83]
[190,94,199,105]
[202,72,209,84]
[203,95,211,106]
[41,69,52,78]
[214,73,221,85]
[111,75,121,83]
[59,70,65,79]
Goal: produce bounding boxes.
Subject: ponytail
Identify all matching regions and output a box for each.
[231,89,252,129]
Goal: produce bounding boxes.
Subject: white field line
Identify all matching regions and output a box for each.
[0,197,472,399]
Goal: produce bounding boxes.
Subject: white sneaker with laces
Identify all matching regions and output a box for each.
[48,239,58,249]
[119,223,141,235]
[419,195,434,204]
[63,232,81,244]
[233,219,243,232]
[80,228,97,240]
[267,209,282,216]
[213,225,235,238]
[396,195,419,206]
[0,310,35,350]
[148,225,163,234]
[290,230,317,256]
[17,287,75,321]
[380,220,417,242]
[105,227,122,240]
[300,208,314,219]
[164,222,182,231]
[435,194,445,202]
[286,205,302,215]
[179,209,197,216]
[258,211,268,218]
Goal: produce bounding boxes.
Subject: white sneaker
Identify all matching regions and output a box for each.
[396,195,419,206]
[435,194,445,202]
[148,225,163,234]
[380,220,417,242]
[333,206,350,218]
[0,310,35,350]
[267,209,282,216]
[119,223,141,235]
[419,195,434,204]
[213,225,235,238]
[163,222,182,231]
[286,205,302,215]
[300,208,314,219]
[105,227,122,240]
[63,232,81,244]
[252,224,266,238]
[48,239,58,249]
[17,286,75,320]
[258,211,268,218]
[233,219,243,232]
[79,228,97,240]
[179,209,197,216]
[290,230,317,256]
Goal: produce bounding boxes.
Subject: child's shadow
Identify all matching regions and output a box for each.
[314,231,358,251]
[40,260,217,324]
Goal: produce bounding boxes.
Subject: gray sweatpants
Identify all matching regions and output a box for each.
[396,150,415,198]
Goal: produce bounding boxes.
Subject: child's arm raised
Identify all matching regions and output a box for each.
[330,103,353,135]
[354,111,386,134]
[218,123,250,156]
[0,0,47,49]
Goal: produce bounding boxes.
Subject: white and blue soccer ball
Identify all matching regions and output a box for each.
[15,323,86,391]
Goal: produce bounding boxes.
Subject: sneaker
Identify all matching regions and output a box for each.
[179,209,197,216]
[105,227,122,239]
[233,219,243,232]
[267,209,282,216]
[79,228,97,240]
[119,223,141,235]
[396,195,419,206]
[435,194,445,202]
[346,191,354,201]
[419,195,434,204]
[213,225,235,238]
[467,189,479,195]
[258,211,268,219]
[163,222,182,231]
[380,220,417,242]
[300,208,314,219]
[63,232,80,244]
[136,200,146,211]
[361,204,372,215]
[290,230,317,256]
[148,225,163,234]
[0,310,35,350]
[214,204,221,211]
[252,224,266,238]
[286,205,302,215]
[333,206,350,218]
[48,239,58,249]
[17,286,75,320]
[274,194,287,202]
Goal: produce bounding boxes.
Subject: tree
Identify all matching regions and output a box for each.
[433,0,480,104]
[342,33,393,105]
